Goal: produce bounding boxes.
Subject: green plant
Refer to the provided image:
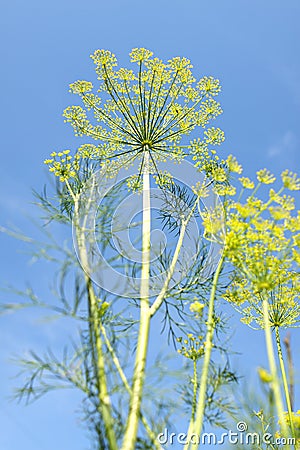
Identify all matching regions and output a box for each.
[2,48,300,450]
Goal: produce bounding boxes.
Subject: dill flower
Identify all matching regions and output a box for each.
[220,173,300,329]
[257,367,273,383]
[281,170,300,191]
[226,155,243,174]
[45,48,225,181]
[177,334,205,360]
[190,301,205,318]
[44,150,77,182]
[277,410,300,444]
[239,177,254,189]
[256,169,276,184]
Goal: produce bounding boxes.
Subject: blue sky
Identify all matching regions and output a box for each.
[1,0,300,449]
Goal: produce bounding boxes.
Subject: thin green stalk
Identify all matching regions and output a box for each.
[121,149,152,450]
[191,360,198,423]
[86,278,118,450]
[275,326,295,439]
[150,198,198,317]
[283,333,295,411]
[100,324,163,450]
[69,181,118,450]
[184,253,225,450]
[261,298,289,440]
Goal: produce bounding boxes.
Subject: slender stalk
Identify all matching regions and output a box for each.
[184,253,225,450]
[69,182,118,450]
[283,333,295,412]
[275,327,295,439]
[121,149,152,450]
[150,199,198,317]
[100,324,163,450]
[85,278,118,450]
[191,360,198,423]
[261,298,289,440]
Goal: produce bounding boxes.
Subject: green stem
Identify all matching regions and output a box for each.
[86,279,118,450]
[275,327,295,439]
[283,333,295,411]
[191,360,198,423]
[184,253,225,450]
[150,199,198,317]
[70,182,118,450]
[100,324,163,450]
[261,298,288,440]
[121,149,151,450]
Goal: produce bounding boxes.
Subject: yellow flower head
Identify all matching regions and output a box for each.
[256,169,276,184]
[257,367,273,383]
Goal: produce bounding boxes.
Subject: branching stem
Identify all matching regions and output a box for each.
[150,198,198,317]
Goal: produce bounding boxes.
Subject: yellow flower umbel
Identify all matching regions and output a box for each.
[177,334,205,361]
[278,410,300,444]
[202,166,300,442]
[189,300,205,318]
[45,48,225,183]
[222,169,300,329]
[44,150,79,182]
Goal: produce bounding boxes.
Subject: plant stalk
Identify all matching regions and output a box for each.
[86,278,118,450]
[283,333,295,412]
[184,252,225,450]
[100,324,163,450]
[275,327,295,439]
[121,149,151,450]
[261,298,289,441]
[191,360,198,423]
[70,182,118,450]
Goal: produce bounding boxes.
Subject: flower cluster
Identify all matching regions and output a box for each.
[215,169,300,329]
[44,150,79,182]
[177,334,205,361]
[45,48,226,184]
[126,174,142,193]
[257,367,273,383]
[278,410,300,443]
[189,300,205,318]
[153,170,174,189]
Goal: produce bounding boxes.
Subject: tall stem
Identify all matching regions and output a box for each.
[121,149,151,450]
[184,253,225,450]
[86,278,118,450]
[69,181,118,450]
[100,324,163,450]
[262,298,288,440]
[191,360,198,423]
[275,327,295,439]
[284,333,295,412]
